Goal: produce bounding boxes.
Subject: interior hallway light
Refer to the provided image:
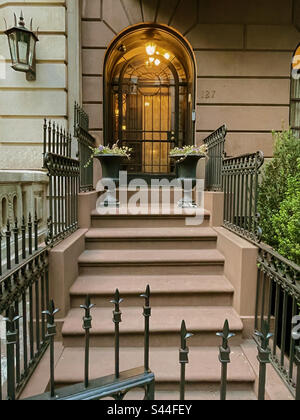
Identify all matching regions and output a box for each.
[164,53,170,60]
[154,59,160,66]
[146,42,156,56]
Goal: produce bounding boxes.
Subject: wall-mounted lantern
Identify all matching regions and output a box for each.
[4,12,39,81]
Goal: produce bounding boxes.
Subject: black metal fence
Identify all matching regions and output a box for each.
[0,118,82,399]
[0,213,49,400]
[255,243,300,397]
[180,317,299,401]
[7,286,294,401]
[222,151,264,243]
[74,103,96,192]
[43,120,80,246]
[24,287,155,400]
[203,125,227,191]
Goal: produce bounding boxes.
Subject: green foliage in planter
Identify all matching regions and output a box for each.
[258,130,300,264]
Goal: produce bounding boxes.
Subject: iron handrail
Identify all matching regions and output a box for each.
[222,150,264,243]
[74,103,95,193]
[203,124,227,191]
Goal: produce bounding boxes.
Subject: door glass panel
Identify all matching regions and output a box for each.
[111,43,188,174]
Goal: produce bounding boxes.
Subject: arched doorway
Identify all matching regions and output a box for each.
[103,24,196,178]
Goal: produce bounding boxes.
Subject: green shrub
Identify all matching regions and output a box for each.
[258,130,300,264]
[271,161,300,264]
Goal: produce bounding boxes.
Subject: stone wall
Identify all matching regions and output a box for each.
[0,0,299,168]
[0,0,69,170]
[81,0,300,158]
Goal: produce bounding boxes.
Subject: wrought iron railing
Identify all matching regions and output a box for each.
[255,243,300,397]
[43,120,80,246]
[0,214,39,276]
[204,125,227,191]
[222,151,264,243]
[180,318,286,401]
[0,212,49,400]
[74,103,95,192]
[20,287,275,401]
[24,287,155,400]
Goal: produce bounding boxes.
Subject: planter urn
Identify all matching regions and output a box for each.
[172,154,206,208]
[94,154,124,207]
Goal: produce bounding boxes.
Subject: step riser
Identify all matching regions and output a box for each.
[54,381,254,394]
[152,382,254,393]
[62,333,242,348]
[91,217,211,229]
[70,293,233,308]
[79,264,224,276]
[107,189,198,204]
[85,239,217,251]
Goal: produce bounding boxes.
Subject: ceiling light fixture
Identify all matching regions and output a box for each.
[146,42,156,56]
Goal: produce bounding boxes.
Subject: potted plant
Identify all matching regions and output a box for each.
[86,142,132,207]
[170,144,207,208]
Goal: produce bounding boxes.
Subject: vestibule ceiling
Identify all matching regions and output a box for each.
[106,26,195,88]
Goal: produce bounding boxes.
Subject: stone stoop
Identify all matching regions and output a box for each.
[54,203,257,399]
[54,347,256,400]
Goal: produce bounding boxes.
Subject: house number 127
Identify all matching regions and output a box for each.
[200,90,216,99]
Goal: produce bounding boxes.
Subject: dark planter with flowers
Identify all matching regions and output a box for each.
[94,154,124,184]
[89,144,131,207]
[170,145,207,208]
[94,154,124,207]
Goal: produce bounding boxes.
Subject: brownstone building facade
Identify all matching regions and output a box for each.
[81,0,299,164]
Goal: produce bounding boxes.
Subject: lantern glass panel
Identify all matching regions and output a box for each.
[17,31,30,64]
[28,35,35,67]
[8,33,17,63]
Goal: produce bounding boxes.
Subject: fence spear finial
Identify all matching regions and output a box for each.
[140,285,151,372]
[111,289,123,378]
[216,319,235,400]
[80,295,95,388]
[255,319,273,351]
[254,320,273,400]
[179,320,193,400]
[4,306,22,400]
[216,319,235,350]
[42,300,60,398]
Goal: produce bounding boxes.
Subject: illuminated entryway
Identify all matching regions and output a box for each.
[104,24,196,177]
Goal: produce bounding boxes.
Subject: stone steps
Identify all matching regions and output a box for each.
[100,187,198,206]
[78,249,225,276]
[54,346,255,395]
[85,227,217,250]
[91,208,211,228]
[61,305,243,347]
[55,201,257,399]
[119,390,257,400]
[69,274,234,307]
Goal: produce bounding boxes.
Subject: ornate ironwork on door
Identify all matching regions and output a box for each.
[104,25,197,177]
[111,61,187,175]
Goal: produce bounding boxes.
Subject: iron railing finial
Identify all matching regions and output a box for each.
[216,319,235,400]
[179,320,193,400]
[80,295,95,388]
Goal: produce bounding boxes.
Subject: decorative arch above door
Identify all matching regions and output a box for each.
[103,24,196,176]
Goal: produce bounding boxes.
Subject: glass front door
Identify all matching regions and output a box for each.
[111,46,188,176]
